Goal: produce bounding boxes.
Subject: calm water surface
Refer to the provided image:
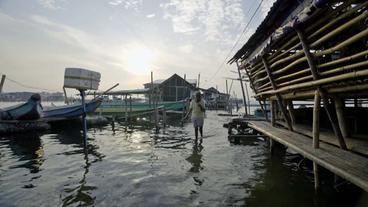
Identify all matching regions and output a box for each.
[0,110,367,206]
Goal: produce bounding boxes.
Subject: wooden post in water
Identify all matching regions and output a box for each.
[271,100,276,127]
[313,90,321,190]
[63,87,69,105]
[163,106,167,128]
[129,95,132,121]
[197,73,200,88]
[150,71,153,108]
[236,61,248,116]
[262,57,293,131]
[125,94,128,131]
[0,74,6,94]
[335,97,349,138]
[296,28,347,150]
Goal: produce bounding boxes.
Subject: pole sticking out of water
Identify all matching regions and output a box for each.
[80,89,88,149]
[0,74,6,94]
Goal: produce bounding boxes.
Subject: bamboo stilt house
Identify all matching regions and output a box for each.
[229,0,368,191]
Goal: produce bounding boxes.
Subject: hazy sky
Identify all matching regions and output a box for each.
[0,0,275,96]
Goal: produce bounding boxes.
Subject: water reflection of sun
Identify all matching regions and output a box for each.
[126,47,155,75]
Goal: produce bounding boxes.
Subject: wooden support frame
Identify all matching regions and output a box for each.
[335,97,349,138]
[296,28,347,150]
[313,91,321,149]
[271,100,276,127]
[262,57,293,131]
[236,61,248,116]
[243,64,269,121]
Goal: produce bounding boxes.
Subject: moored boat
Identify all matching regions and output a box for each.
[95,100,186,114]
[42,98,102,119]
[0,94,42,120]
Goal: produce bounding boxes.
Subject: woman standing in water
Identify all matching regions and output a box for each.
[183,92,206,140]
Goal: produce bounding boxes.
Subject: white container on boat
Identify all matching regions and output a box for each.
[63,68,101,90]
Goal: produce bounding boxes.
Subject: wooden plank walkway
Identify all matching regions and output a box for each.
[276,121,368,156]
[248,121,368,192]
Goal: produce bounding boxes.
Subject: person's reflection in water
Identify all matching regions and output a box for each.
[186,138,203,173]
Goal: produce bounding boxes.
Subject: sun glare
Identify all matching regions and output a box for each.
[126,47,155,75]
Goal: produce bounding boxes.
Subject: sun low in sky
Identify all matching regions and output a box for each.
[125,47,156,75]
[0,0,275,95]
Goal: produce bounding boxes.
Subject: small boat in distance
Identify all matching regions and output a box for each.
[0,94,42,120]
[42,98,102,119]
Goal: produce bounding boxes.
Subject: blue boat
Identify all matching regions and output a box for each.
[0,94,42,120]
[42,98,102,119]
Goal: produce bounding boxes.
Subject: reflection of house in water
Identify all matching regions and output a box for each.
[143,74,197,101]
[201,87,230,110]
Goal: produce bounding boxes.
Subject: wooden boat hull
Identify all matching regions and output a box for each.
[0,94,42,120]
[42,98,102,119]
[95,100,185,114]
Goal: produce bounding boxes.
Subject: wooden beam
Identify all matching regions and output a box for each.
[313,91,321,149]
[287,101,296,125]
[242,64,268,121]
[0,74,5,94]
[271,100,276,127]
[236,61,248,116]
[296,28,347,150]
[262,57,293,131]
[335,97,349,138]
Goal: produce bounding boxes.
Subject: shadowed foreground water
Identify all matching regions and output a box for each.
[0,111,367,206]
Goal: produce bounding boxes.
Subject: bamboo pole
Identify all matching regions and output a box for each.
[287,101,296,125]
[124,94,128,123]
[150,71,153,108]
[257,69,368,96]
[262,57,293,131]
[63,87,69,105]
[0,74,5,94]
[271,100,276,127]
[242,64,268,120]
[262,83,368,100]
[313,91,321,149]
[197,73,201,88]
[296,28,347,150]
[335,97,349,138]
[129,95,132,119]
[313,162,320,190]
[318,50,368,68]
[236,61,248,116]
[269,19,368,72]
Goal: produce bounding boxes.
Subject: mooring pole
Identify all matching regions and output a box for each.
[0,74,6,94]
[236,61,248,116]
[80,89,88,149]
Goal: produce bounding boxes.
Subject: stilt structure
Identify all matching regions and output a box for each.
[228,0,368,192]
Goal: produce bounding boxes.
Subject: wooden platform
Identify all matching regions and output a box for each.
[276,121,368,157]
[248,121,368,192]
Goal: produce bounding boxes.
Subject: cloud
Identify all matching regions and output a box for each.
[109,0,143,11]
[38,0,62,10]
[178,44,193,53]
[160,0,245,43]
[146,13,155,18]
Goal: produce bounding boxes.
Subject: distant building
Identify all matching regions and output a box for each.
[143,74,197,102]
[201,87,230,109]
